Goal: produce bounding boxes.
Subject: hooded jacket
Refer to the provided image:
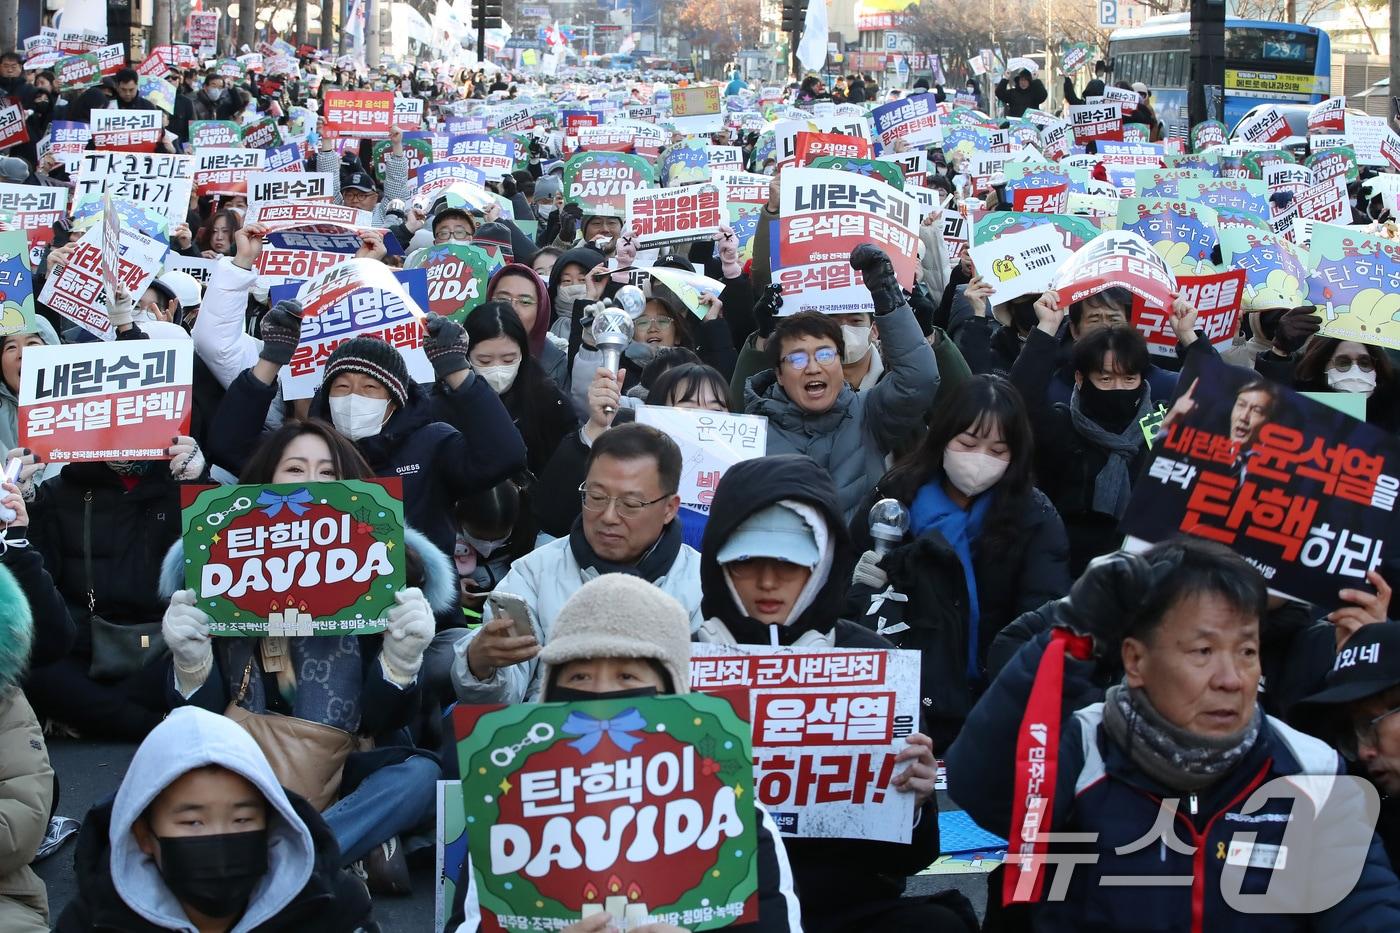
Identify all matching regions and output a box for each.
[55,707,374,932]
[694,454,942,931]
[205,367,526,558]
[487,262,569,391]
[0,315,60,453]
[994,75,1048,118]
[745,302,940,524]
[0,563,52,929]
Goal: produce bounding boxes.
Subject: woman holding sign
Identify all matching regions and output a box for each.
[159,419,454,888]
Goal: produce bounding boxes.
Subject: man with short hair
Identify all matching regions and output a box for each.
[0,52,29,98]
[451,422,704,704]
[112,68,156,110]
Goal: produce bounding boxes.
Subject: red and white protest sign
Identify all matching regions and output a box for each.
[1053,229,1177,310]
[322,90,395,138]
[91,110,163,152]
[1010,183,1068,214]
[193,148,265,197]
[574,124,637,153]
[1102,85,1140,116]
[1069,103,1124,143]
[246,200,374,232]
[794,131,873,166]
[1233,106,1291,145]
[1296,176,1349,224]
[37,230,166,340]
[690,643,921,843]
[254,248,348,287]
[1132,269,1245,357]
[57,29,106,54]
[188,12,220,53]
[280,260,431,400]
[776,167,920,315]
[0,103,28,151]
[0,184,67,260]
[1308,97,1346,135]
[20,342,192,462]
[626,182,726,249]
[392,97,424,130]
[1380,129,1400,173]
[95,43,125,76]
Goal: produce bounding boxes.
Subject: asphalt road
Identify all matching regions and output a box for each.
[36,739,987,931]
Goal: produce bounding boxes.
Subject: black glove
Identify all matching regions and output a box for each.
[754,283,783,339]
[850,244,908,316]
[257,299,304,367]
[558,201,584,243]
[501,173,518,199]
[423,313,470,378]
[528,138,545,159]
[1270,305,1322,355]
[1054,551,1174,653]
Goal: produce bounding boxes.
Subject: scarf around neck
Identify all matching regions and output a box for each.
[911,478,992,685]
[1103,683,1262,793]
[1068,385,1150,520]
[569,515,683,584]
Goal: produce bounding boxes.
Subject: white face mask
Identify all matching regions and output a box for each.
[1327,366,1377,397]
[205,86,225,100]
[942,447,1009,497]
[536,203,556,220]
[463,531,510,558]
[475,359,521,394]
[328,392,391,440]
[556,282,588,306]
[840,324,873,364]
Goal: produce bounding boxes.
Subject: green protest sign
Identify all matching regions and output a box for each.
[563,151,656,218]
[189,120,244,148]
[373,138,433,182]
[180,480,406,636]
[55,54,101,92]
[452,693,758,931]
[808,156,905,190]
[1189,120,1227,152]
[405,242,496,322]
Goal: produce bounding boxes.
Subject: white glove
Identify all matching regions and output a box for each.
[109,286,134,328]
[168,435,205,481]
[6,447,42,502]
[852,550,888,591]
[164,589,213,673]
[380,587,433,684]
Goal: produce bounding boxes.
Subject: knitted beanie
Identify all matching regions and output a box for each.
[472,221,515,262]
[534,174,562,200]
[539,575,692,695]
[322,336,410,409]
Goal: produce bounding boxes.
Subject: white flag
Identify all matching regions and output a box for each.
[796,0,828,74]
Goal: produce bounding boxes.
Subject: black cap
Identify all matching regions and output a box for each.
[343,170,378,193]
[1298,624,1400,707]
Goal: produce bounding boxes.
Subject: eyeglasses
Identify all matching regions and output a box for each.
[1353,705,1400,750]
[578,483,669,518]
[435,229,472,242]
[498,294,537,309]
[1332,355,1375,373]
[780,347,839,370]
[636,316,674,330]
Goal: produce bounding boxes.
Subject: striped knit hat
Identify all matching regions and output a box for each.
[322,336,410,409]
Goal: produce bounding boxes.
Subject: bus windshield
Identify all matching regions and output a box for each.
[1225,28,1317,68]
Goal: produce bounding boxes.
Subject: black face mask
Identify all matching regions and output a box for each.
[545,684,660,703]
[1079,380,1142,433]
[1009,298,1039,334]
[156,829,269,919]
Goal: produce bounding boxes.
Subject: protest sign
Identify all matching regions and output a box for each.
[74,152,193,223]
[278,260,431,399]
[636,406,767,548]
[37,230,166,340]
[1052,229,1176,310]
[393,96,424,130]
[138,76,178,115]
[563,151,655,218]
[575,124,639,153]
[55,53,101,92]
[774,115,873,166]
[643,266,727,318]
[1131,269,1245,357]
[57,28,106,54]
[974,211,1102,255]
[792,131,872,168]
[404,243,496,322]
[0,102,28,151]
[1296,175,1349,224]
[705,146,744,172]
[193,148,265,197]
[969,223,1070,305]
[162,255,219,293]
[90,110,162,153]
[690,643,921,843]
[246,202,386,253]
[247,171,335,207]
[263,142,306,173]
[1218,227,1308,310]
[1122,356,1399,606]
[0,183,67,262]
[658,140,711,187]
[1010,183,1068,214]
[180,479,406,635]
[941,209,968,263]
[1175,177,1269,219]
[775,167,919,315]
[19,341,192,461]
[1116,198,1218,277]
[453,693,757,932]
[1068,103,1124,143]
[1306,145,1359,185]
[238,116,282,151]
[253,248,348,287]
[1309,97,1346,135]
[372,138,432,181]
[0,231,36,337]
[1347,114,1390,166]
[626,183,725,250]
[188,11,220,53]
[42,120,89,171]
[871,94,941,149]
[669,85,723,134]
[189,120,243,148]
[1308,224,1400,351]
[1061,42,1094,74]
[322,90,396,138]
[414,161,488,207]
[1233,106,1290,145]
[445,134,517,181]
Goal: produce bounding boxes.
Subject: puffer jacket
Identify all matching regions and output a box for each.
[994,76,1048,118]
[0,562,51,931]
[745,302,940,524]
[0,316,60,454]
[948,629,1400,933]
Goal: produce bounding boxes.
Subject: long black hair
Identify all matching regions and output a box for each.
[464,300,557,461]
[877,374,1036,556]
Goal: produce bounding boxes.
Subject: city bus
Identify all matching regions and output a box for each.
[1106,15,1331,139]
